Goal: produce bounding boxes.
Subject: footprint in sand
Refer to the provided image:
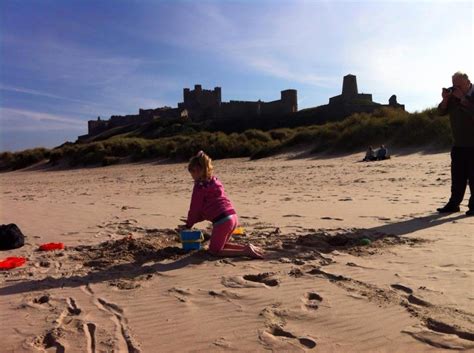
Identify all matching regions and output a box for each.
[377,217,391,221]
[66,297,82,315]
[80,285,140,353]
[214,259,236,267]
[288,268,304,278]
[321,217,344,221]
[222,273,280,288]
[390,283,474,349]
[34,330,66,353]
[109,279,141,290]
[168,287,192,302]
[407,294,432,307]
[260,326,317,350]
[390,283,413,294]
[28,294,100,353]
[221,276,264,288]
[424,318,474,342]
[95,297,141,353]
[84,322,97,353]
[207,290,242,300]
[303,292,323,311]
[391,284,432,306]
[404,319,474,350]
[243,273,280,287]
[33,294,51,305]
[259,305,316,350]
[213,337,232,349]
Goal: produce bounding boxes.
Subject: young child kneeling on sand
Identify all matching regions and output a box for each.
[182,151,263,259]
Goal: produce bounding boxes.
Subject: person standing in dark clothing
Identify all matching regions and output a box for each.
[437,72,474,216]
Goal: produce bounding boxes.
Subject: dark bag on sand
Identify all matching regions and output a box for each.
[0,224,25,250]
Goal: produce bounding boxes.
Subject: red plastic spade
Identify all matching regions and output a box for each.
[0,257,26,270]
[39,242,65,251]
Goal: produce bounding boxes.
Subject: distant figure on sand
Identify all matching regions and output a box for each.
[437,71,474,216]
[363,146,376,161]
[181,151,264,258]
[362,145,389,162]
[376,145,389,160]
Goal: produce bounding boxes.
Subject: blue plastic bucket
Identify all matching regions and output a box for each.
[180,230,204,251]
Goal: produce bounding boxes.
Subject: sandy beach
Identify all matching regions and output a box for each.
[0,150,473,352]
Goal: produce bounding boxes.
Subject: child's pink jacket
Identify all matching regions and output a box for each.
[186,176,236,228]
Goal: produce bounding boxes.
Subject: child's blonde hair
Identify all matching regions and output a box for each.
[188,151,213,180]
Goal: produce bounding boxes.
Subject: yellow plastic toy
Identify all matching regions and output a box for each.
[232,227,245,235]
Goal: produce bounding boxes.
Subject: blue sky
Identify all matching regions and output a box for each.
[1,0,472,151]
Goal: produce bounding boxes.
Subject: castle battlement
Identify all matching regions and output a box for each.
[80,75,403,140]
[179,85,296,121]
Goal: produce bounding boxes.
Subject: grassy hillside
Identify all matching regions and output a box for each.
[0,107,451,171]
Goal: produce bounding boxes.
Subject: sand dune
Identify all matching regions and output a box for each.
[0,151,473,352]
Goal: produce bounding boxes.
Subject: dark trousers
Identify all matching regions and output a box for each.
[449,146,474,209]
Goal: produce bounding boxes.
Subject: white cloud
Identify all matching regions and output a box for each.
[0,83,118,110]
[141,1,472,110]
[3,35,145,86]
[232,54,334,87]
[2,34,182,117]
[0,107,85,132]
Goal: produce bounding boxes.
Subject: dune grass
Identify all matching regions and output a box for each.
[0,107,451,170]
[0,148,50,170]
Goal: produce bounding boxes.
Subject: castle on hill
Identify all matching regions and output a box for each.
[79,74,404,140]
[308,74,404,120]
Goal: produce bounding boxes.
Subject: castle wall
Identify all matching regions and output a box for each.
[139,108,158,118]
[259,100,284,116]
[328,95,344,105]
[217,89,297,120]
[317,102,383,122]
[219,101,260,119]
[87,114,153,135]
[329,93,373,105]
[110,114,153,125]
[139,107,187,120]
[180,85,221,120]
[356,94,373,102]
[88,120,108,136]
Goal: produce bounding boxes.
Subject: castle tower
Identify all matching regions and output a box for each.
[183,88,190,104]
[389,94,398,105]
[342,74,358,98]
[281,89,298,113]
[214,87,222,105]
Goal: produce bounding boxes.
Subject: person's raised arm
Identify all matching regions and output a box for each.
[186,185,205,228]
[438,88,451,115]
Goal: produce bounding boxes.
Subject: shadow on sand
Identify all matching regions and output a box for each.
[0,249,220,296]
[0,212,469,296]
[370,212,468,236]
